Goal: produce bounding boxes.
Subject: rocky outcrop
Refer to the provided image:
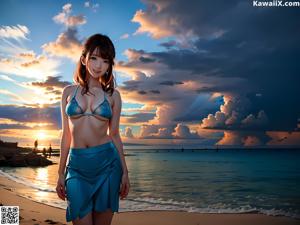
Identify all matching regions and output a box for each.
[0,147,53,167]
[0,139,18,148]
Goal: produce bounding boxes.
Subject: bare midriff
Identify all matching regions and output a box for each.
[68,115,112,149]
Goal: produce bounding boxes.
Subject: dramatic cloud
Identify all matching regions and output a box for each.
[0,118,54,130]
[124,126,134,138]
[139,124,176,139]
[131,0,237,41]
[0,75,67,106]
[216,131,271,147]
[42,3,86,61]
[216,130,300,147]
[30,76,71,100]
[172,123,199,139]
[241,110,268,129]
[0,104,61,130]
[53,3,86,27]
[31,76,71,89]
[201,94,269,130]
[0,52,61,79]
[0,25,29,41]
[132,9,183,39]
[116,49,226,124]
[121,112,155,125]
[122,0,300,137]
[267,131,300,146]
[137,122,200,140]
[42,28,82,61]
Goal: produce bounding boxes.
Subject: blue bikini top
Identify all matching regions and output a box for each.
[65,85,112,120]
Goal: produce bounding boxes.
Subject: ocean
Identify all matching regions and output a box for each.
[1,148,300,219]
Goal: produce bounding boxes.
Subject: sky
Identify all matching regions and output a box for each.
[0,0,299,149]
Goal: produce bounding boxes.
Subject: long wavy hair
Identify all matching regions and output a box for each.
[73,33,116,96]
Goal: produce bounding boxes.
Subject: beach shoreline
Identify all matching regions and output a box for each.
[0,175,299,225]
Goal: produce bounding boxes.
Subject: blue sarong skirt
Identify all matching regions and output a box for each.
[64,141,123,222]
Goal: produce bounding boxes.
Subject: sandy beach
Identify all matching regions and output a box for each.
[0,175,299,225]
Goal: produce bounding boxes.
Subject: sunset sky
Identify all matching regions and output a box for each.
[0,0,299,149]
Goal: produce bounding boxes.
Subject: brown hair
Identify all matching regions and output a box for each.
[73,33,116,96]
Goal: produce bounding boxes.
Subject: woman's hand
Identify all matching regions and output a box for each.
[56,174,66,201]
[119,173,130,200]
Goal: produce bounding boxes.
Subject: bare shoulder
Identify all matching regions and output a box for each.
[112,88,122,107]
[61,84,77,99]
[112,88,121,98]
[63,84,77,94]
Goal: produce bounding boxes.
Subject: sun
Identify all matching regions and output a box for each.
[36,130,47,140]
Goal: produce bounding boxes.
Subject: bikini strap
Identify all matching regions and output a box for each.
[103,91,112,108]
[72,85,80,99]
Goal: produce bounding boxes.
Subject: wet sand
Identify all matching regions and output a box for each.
[0,175,299,225]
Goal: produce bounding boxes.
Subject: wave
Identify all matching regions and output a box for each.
[0,169,55,193]
[1,169,299,220]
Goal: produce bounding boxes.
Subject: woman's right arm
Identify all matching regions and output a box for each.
[57,85,72,177]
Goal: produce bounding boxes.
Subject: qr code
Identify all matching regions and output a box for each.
[0,206,19,225]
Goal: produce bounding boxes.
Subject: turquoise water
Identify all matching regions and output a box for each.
[1,148,299,219]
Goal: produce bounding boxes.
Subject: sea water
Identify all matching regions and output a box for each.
[1,148,299,219]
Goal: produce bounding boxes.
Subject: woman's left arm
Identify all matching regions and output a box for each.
[109,89,130,199]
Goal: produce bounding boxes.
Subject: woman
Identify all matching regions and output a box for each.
[56,34,130,225]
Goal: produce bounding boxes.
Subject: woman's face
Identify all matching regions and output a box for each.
[82,48,110,79]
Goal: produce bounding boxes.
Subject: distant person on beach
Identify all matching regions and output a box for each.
[56,34,130,225]
[48,144,52,158]
[33,139,38,154]
[42,147,47,157]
